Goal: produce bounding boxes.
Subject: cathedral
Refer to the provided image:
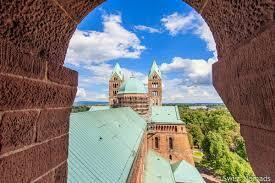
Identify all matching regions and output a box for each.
[67,61,205,182]
[109,61,162,115]
[108,61,194,163]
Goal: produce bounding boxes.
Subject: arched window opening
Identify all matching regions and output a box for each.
[175,126,177,132]
[169,155,172,160]
[155,137,159,149]
[169,137,173,150]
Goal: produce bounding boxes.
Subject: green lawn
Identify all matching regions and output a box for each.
[192,149,204,163]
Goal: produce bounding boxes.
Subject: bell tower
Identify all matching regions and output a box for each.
[148,60,162,106]
[109,63,123,106]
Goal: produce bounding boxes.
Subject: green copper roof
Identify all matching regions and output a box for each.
[143,150,175,183]
[171,160,205,183]
[118,76,147,94]
[89,105,110,111]
[151,106,183,124]
[111,63,123,80]
[148,60,161,79]
[68,107,146,183]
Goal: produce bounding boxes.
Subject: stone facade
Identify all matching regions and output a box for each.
[109,62,162,115]
[109,74,123,106]
[147,124,194,165]
[148,73,162,106]
[116,93,149,115]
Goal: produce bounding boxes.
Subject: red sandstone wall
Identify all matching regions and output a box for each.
[147,124,194,165]
[129,134,147,183]
[0,0,104,182]
[184,0,274,179]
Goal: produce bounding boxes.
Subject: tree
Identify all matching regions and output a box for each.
[187,124,204,148]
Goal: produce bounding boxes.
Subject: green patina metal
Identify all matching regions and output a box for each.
[171,160,206,183]
[118,76,147,94]
[110,63,123,80]
[143,150,175,183]
[68,107,146,183]
[148,60,161,79]
[151,106,183,124]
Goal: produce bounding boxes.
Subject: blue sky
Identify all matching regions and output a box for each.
[65,0,222,103]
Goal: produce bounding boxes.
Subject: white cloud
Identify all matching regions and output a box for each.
[194,21,216,54]
[161,78,221,103]
[76,90,108,102]
[160,56,216,86]
[134,25,161,33]
[65,14,145,66]
[161,11,216,55]
[161,12,196,36]
[76,87,87,98]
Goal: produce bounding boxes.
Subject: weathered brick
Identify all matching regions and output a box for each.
[0,0,77,64]
[201,0,273,58]
[0,38,46,79]
[47,62,78,86]
[33,171,54,183]
[241,125,275,179]
[0,134,68,183]
[54,0,105,23]
[0,74,77,111]
[213,26,274,131]
[184,0,206,12]
[0,110,39,155]
[54,161,68,183]
[37,108,70,142]
[33,161,67,183]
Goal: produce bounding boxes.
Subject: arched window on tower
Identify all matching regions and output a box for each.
[169,155,172,160]
[169,137,173,150]
[155,137,159,149]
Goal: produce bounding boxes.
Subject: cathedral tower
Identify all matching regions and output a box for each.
[148,60,162,106]
[109,63,123,106]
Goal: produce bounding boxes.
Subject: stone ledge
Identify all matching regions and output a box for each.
[0,74,77,111]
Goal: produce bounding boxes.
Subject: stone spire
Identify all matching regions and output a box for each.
[111,62,123,80]
[148,60,161,79]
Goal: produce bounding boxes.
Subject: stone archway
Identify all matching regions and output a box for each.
[0,0,274,182]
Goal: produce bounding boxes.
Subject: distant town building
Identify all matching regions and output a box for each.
[68,61,205,182]
[189,105,208,110]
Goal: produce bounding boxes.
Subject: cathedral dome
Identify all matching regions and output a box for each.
[118,76,147,94]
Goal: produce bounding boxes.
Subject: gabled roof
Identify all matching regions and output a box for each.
[151,106,183,124]
[171,160,205,183]
[118,76,147,94]
[110,63,123,80]
[68,107,146,183]
[143,150,175,183]
[148,60,161,79]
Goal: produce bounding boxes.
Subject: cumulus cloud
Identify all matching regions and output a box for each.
[134,25,161,33]
[161,78,221,103]
[76,87,87,98]
[65,14,145,66]
[160,56,217,86]
[161,12,196,36]
[161,11,216,55]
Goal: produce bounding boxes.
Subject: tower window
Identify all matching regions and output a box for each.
[152,82,158,88]
[152,91,158,96]
[169,137,173,150]
[169,155,172,160]
[155,137,159,149]
[114,77,117,81]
